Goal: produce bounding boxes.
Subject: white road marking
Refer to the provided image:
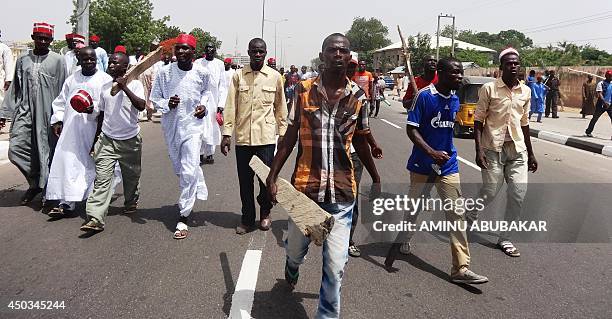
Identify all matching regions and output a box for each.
[457,156,482,172]
[228,230,268,319]
[380,118,401,129]
[229,250,263,319]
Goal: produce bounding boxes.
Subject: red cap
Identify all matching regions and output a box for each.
[224,58,232,63]
[90,34,100,42]
[268,57,276,64]
[70,90,94,113]
[33,22,54,37]
[114,45,127,54]
[65,33,75,39]
[606,70,612,77]
[176,33,197,49]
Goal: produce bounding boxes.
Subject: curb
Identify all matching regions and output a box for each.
[529,128,612,157]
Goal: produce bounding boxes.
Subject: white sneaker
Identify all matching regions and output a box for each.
[399,242,411,255]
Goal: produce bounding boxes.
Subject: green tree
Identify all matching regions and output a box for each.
[158,25,183,42]
[69,0,170,53]
[50,40,68,53]
[346,17,392,69]
[310,57,322,70]
[188,28,222,57]
[406,33,434,75]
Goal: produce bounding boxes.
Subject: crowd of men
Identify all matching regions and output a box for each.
[0,22,545,318]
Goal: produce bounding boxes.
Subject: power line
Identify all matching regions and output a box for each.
[523,13,612,34]
[532,36,612,46]
[522,10,612,32]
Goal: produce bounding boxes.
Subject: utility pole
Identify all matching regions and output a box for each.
[76,0,90,45]
[436,13,455,60]
[261,0,265,38]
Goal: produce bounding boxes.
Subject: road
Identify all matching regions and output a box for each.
[0,97,611,319]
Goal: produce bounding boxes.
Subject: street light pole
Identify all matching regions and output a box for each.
[264,18,288,61]
[76,0,90,45]
[261,0,265,38]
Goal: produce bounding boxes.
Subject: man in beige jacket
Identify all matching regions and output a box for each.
[221,38,287,234]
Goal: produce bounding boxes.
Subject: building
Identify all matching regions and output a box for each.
[373,36,496,73]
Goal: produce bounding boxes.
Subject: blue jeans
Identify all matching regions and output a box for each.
[285,202,354,319]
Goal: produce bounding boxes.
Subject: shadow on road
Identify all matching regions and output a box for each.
[358,243,482,294]
[250,279,316,319]
[125,205,241,232]
[270,219,288,248]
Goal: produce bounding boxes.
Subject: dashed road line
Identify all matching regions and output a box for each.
[380,118,401,129]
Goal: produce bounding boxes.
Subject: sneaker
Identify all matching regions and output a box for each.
[399,242,411,255]
[80,218,104,232]
[451,268,489,284]
[284,260,299,289]
[348,245,361,257]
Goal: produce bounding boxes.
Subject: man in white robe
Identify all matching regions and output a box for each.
[150,34,211,239]
[0,29,14,106]
[197,42,228,165]
[46,47,112,216]
[64,34,85,76]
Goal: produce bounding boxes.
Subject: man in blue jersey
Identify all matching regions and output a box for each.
[401,57,488,284]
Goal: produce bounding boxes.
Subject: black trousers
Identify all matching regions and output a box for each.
[369,100,381,117]
[585,104,612,135]
[349,152,364,246]
[545,91,559,117]
[235,144,276,226]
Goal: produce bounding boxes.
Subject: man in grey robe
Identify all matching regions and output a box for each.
[0,22,66,205]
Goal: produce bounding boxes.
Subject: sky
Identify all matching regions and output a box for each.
[2,0,611,67]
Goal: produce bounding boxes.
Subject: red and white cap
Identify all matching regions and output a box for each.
[114,45,127,54]
[73,34,86,44]
[224,57,232,63]
[176,33,197,49]
[33,22,54,37]
[70,89,94,113]
[90,34,100,42]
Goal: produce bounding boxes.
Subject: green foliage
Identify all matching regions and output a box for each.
[158,25,183,42]
[188,28,222,57]
[50,40,68,53]
[346,17,392,70]
[69,0,170,54]
[406,33,434,75]
[310,57,322,70]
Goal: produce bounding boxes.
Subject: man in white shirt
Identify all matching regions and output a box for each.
[0,29,14,106]
[64,34,85,76]
[80,52,146,231]
[46,47,113,217]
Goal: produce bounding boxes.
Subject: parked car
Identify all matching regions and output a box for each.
[383,76,395,90]
[454,76,496,137]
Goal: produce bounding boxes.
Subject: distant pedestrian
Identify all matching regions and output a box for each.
[369,75,386,117]
[352,60,374,111]
[0,29,14,106]
[284,65,300,104]
[544,70,560,118]
[64,34,85,76]
[89,34,108,72]
[529,76,546,122]
[473,47,538,258]
[581,75,596,118]
[585,70,612,138]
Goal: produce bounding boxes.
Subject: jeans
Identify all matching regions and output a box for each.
[285,202,354,319]
[585,103,612,135]
[479,142,528,242]
[235,144,275,226]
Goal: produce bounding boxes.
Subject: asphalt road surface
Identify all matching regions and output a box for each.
[0,98,610,319]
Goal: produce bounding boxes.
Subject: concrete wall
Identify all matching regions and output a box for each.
[464,66,612,108]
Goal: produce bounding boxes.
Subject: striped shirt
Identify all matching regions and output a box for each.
[288,76,369,203]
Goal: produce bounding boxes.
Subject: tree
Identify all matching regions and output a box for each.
[406,33,434,75]
[69,0,170,54]
[310,57,322,70]
[188,28,222,57]
[158,25,183,42]
[346,17,392,69]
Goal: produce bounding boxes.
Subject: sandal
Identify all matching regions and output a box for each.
[498,241,520,257]
[80,219,104,231]
[123,204,138,214]
[348,245,361,257]
[174,220,189,240]
[48,204,71,218]
[259,218,272,231]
